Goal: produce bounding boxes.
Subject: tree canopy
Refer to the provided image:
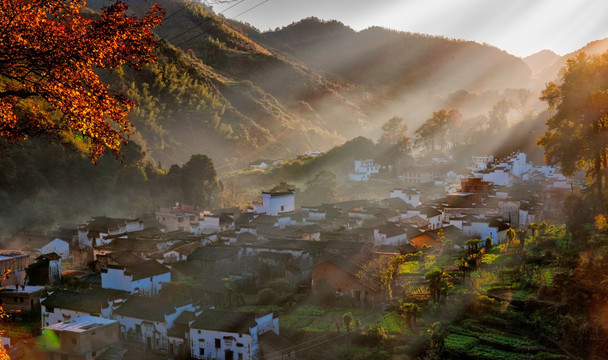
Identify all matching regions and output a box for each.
[537,52,608,206]
[414,109,461,151]
[0,0,164,161]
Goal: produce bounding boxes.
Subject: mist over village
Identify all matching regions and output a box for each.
[2,1,608,360]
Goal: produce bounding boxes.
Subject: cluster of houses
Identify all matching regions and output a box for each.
[248,151,322,171]
[0,151,568,359]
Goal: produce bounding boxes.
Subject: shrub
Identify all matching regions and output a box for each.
[257,287,278,305]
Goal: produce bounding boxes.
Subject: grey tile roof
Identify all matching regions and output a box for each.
[122,260,170,281]
[188,247,239,262]
[42,289,127,313]
[190,309,257,333]
[113,296,177,322]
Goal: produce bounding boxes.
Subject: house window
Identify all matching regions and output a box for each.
[200,348,205,356]
[135,324,141,333]
[19,297,23,302]
[281,205,285,212]
[215,338,221,348]
[13,297,17,303]
[238,353,243,360]
[71,337,76,345]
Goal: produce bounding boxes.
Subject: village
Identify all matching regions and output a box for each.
[0,151,572,360]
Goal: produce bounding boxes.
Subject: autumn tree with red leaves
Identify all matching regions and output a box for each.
[0,0,164,161]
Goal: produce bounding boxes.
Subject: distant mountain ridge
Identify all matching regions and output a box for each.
[82,1,608,171]
[259,17,532,92]
[523,50,560,78]
[526,38,608,89]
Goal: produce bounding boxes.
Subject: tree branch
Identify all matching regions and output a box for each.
[0,90,37,98]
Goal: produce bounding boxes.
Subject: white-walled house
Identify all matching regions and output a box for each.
[101,260,170,296]
[462,218,510,245]
[470,155,493,171]
[43,315,120,360]
[41,289,128,327]
[40,238,70,259]
[189,310,279,360]
[419,207,443,230]
[509,152,532,179]
[77,216,144,248]
[249,160,270,170]
[191,212,235,235]
[473,167,512,187]
[156,204,199,233]
[253,190,295,216]
[389,188,420,208]
[113,296,197,355]
[163,242,205,264]
[349,159,380,182]
[374,223,408,247]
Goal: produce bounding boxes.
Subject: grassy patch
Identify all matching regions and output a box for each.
[281,315,316,328]
[236,304,282,313]
[377,311,405,334]
[481,253,500,265]
[444,333,479,352]
[293,304,325,316]
[399,260,421,274]
[540,268,554,286]
[478,332,535,348]
[468,344,527,360]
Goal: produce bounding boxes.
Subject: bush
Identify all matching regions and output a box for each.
[257,287,278,305]
[264,278,290,294]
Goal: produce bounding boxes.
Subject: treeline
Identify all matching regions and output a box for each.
[108,40,275,168]
[0,139,221,234]
[234,134,409,188]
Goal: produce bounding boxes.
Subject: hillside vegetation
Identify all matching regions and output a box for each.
[80,0,561,169]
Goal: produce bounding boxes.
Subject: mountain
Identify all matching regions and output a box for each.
[529,38,608,89]
[83,2,563,170]
[523,49,560,78]
[82,0,369,170]
[258,18,532,93]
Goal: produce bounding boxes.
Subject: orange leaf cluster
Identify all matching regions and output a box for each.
[0,0,164,161]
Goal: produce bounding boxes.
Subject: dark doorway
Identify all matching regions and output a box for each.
[225,349,234,360]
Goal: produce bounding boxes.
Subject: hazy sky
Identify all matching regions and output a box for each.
[211,0,608,58]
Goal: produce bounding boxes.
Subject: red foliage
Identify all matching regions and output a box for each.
[0,0,164,161]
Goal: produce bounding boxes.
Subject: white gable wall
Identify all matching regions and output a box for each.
[261,193,295,216]
[41,304,112,327]
[101,268,132,292]
[41,239,70,259]
[462,221,506,245]
[131,272,170,296]
[190,329,254,360]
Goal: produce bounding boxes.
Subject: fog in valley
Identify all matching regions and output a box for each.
[3,1,608,359]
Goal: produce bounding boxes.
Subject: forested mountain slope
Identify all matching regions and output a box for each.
[83,1,550,169]
[527,38,608,89]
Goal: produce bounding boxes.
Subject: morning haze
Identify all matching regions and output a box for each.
[1,0,608,359]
